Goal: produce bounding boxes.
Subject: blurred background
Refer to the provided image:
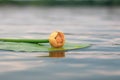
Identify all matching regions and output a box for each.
[0,0,120,6]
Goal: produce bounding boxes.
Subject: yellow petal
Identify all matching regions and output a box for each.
[49,31,65,48]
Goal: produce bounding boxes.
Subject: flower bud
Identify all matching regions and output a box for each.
[49,31,65,48]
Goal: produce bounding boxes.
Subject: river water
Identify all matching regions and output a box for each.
[0,5,120,80]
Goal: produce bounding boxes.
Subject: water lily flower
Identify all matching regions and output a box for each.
[49,31,65,48]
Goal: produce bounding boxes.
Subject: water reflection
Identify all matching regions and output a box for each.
[37,51,65,58]
[49,51,65,58]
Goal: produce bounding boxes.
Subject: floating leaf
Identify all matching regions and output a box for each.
[0,41,90,52]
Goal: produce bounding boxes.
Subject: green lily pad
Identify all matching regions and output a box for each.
[0,41,90,52]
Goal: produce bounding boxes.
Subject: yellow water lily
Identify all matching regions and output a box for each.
[49,31,65,48]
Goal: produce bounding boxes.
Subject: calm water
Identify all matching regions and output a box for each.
[0,5,120,80]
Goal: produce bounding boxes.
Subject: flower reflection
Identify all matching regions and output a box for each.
[49,51,65,58]
[37,48,66,58]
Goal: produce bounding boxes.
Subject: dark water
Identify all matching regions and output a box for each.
[0,5,120,80]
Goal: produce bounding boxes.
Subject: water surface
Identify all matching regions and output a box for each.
[0,6,120,80]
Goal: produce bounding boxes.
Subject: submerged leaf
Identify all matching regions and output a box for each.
[0,41,90,52]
